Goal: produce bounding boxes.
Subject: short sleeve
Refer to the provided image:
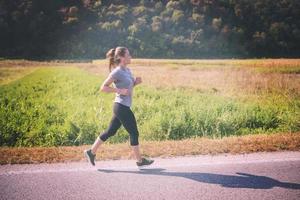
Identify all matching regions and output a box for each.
[109,69,121,81]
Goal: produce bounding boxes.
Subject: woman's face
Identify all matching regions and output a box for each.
[123,49,131,65]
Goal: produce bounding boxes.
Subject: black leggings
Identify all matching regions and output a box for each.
[99,102,139,146]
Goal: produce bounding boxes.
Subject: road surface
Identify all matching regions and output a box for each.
[1,151,300,200]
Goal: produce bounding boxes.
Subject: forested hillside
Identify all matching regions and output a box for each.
[1,0,299,59]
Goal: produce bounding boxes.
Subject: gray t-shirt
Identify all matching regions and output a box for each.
[109,66,135,107]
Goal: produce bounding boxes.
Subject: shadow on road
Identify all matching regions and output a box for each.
[97,168,300,190]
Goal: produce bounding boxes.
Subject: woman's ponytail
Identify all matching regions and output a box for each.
[106,48,116,72]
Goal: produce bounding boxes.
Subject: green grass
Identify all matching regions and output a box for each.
[0,67,299,147]
[0,67,112,147]
[134,87,299,140]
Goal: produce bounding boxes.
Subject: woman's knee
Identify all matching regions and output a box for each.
[99,130,117,141]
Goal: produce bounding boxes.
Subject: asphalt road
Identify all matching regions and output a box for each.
[1,151,300,200]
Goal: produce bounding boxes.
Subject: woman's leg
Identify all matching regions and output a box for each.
[91,115,121,155]
[91,137,103,155]
[114,103,142,162]
[132,145,142,162]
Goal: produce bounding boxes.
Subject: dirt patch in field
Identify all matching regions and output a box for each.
[78,60,300,97]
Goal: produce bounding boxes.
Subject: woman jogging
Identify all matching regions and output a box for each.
[84,46,154,168]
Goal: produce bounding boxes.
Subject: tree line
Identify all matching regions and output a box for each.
[1,0,299,59]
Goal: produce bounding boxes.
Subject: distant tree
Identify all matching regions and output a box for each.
[0,0,299,59]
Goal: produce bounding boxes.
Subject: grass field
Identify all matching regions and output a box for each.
[0,59,299,150]
[0,59,300,146]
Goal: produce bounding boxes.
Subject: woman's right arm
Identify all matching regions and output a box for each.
[100,76,129,95]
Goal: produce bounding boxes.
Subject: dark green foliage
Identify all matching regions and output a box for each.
[0,0,299,59]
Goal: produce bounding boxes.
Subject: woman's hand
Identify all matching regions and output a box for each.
[116,88,129,95]
[134,77,142,85]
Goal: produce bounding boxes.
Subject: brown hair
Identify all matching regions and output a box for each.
[106,47,127,72]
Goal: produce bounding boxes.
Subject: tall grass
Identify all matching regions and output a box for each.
[0,67,109,147]
[0,65,299,147]
[134,86,299,141]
